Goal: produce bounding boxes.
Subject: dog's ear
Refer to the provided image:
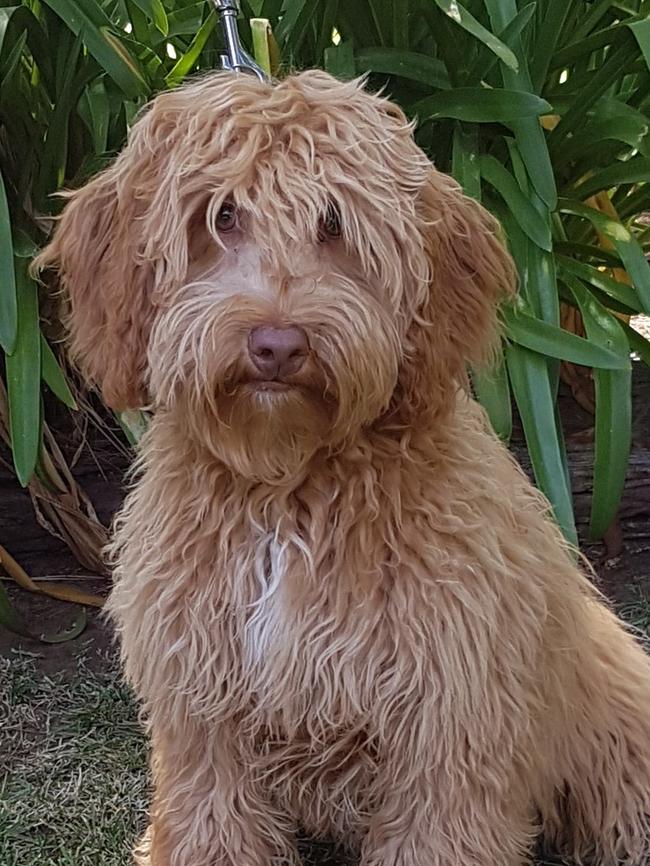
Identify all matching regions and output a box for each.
[33,92,194,411]
[394,169,516,424]
[33,145,160,410]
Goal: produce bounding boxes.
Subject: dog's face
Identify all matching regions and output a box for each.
[37,71,514,480]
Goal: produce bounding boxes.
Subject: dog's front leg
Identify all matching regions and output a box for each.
[361,776,533,866]
[137,722,297,866]
[359,706,534,866]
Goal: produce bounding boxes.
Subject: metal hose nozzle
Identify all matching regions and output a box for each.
[212,0,268,82]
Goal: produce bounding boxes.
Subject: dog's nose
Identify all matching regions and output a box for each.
[248,325,309,378]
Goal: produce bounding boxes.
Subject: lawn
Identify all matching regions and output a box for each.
[0,650,149,866]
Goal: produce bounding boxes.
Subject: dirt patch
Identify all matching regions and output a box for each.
[0,579,112,677]
[589,536,650,608]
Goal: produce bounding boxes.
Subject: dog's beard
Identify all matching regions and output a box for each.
[149,282,401,482]
[209,380,335,481]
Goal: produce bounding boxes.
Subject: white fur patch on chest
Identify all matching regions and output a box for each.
[243,535,290,670]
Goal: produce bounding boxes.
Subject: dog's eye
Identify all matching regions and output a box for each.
[216,201,237,232]
[318,204,341,242]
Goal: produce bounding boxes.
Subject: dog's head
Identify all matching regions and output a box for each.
[36,71,514,479]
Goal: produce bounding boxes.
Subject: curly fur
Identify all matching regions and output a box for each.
[36,70,650,866]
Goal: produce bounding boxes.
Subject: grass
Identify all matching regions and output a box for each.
[0,650,149,866]
[618,589,650,643]
[2,606,649,866]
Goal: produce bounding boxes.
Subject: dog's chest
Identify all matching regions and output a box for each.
[242,534,291,669]
[236,531,387,726]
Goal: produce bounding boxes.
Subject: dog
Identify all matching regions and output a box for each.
[36,70,650,866]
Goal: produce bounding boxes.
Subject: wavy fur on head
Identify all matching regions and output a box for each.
[37,70,650,866]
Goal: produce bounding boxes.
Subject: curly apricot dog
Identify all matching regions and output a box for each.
[37,71,650,866]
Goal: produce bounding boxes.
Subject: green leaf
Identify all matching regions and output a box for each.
[117,409,149,444]
[276,0,307,40]
[159,3,205,41]
[124,0,149,45]
[480,156,552,250]
[12,229,38,260]
[563,274,632,540]
[558,197,650,315]
[525,242,561,398]
[0,4,54,94]
[486,193,530,296]
[411,88,551,122]
[550,36,636,149]
[130,0,168,36]
[627,17,650,72]
[526,237,560,326]
[572,156,650,200]
[554,241,623,269]
[529,0,572,92]
[555,115,650,169]
[505,343,577,545]
[552,22,627,69]
[471,361,512,441]
[276,0,312,51]
[508,118,557,211]
[78,78,110,155]
[452,123,480,200]
[315,0,339,61]
[392,0,409,49]
[251,17,273,77]
[40,0,148,98]
[618,184,650,221]
[5,261,41,487]
[499,192,559,348]
[432,0,519,71]
[165,11,216,87]
[483,1,557,209]
[503,303,630,369]
[41,336,77,409]
[261,0,283,17]
[505,152,555,324]
[34,32,89,208]
[0,167,16,354]
[325,41,355,80]
[0,27,26,86]
[466,3,536,85]
[355,48,450,89]
[557,256,642,312]
[624,322,650,365]
[570,0,617,43]
[367,0,389,46]
[591,97,650,133]
[482,0,516,32]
